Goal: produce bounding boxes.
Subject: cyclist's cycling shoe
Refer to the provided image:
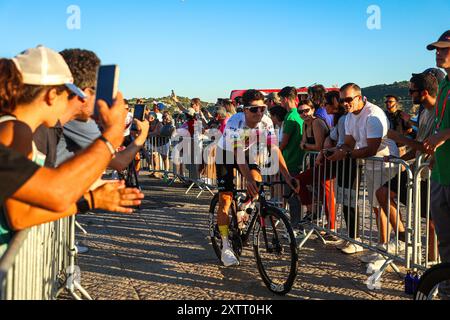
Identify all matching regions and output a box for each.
[221,245,240,267]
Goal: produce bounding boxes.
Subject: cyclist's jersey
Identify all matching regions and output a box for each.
[218,112,277,153]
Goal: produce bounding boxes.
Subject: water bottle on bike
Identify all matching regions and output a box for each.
[236,194,255,230]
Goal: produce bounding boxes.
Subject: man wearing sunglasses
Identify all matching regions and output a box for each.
[326,83,399,263]
[215,89,297,267]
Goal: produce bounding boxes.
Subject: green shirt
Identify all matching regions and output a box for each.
[432,76,450,185]
[282,108,304,172]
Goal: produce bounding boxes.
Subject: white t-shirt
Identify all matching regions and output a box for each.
[218,112,278,153]
[345,102,399,168]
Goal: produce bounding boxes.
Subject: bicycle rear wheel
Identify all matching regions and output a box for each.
[209,194,241,264]
[253,206,298,295]
[415,263,450,300]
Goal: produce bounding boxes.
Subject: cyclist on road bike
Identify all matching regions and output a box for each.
[215,89,298,267]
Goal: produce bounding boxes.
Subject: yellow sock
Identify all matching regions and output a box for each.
[219,225,229,238]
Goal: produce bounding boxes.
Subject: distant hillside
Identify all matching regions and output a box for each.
[363,81,417,115]
[129,81,418,115]
[127,96,209,114]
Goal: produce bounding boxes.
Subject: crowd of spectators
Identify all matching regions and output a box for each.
[0,30,449,297]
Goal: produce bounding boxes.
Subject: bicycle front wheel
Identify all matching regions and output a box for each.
[415,263,450,300]
[253,206,298,295]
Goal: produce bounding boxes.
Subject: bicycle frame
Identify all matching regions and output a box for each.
[233,184,284,252]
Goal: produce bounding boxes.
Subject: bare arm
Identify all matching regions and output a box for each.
[388,129,424,153]
[10,94,127,212]
[304,120,327,151]
[6,181,143,231]
[343,137,381,159]
[279,133,291,152]
[109,119,150,171]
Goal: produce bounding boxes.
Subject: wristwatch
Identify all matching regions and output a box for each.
[76,196,91,214]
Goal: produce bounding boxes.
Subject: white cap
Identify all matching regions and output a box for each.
[12,46,86,99]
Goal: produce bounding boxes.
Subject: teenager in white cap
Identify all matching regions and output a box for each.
[0,46,86,166]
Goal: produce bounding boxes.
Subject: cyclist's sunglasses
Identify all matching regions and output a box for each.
[245,105,267,114]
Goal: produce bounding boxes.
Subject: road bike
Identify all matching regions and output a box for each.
[209,181,298,295]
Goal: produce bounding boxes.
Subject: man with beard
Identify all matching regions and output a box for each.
[377,73,439,260]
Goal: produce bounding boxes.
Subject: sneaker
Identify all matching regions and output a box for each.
[322,234,341,244]
[360,251,385,263]
[341,242,365,255]
[336,240,349,250]
[366,258,388,275]
[221,244,240,267]
[386,241,406,254]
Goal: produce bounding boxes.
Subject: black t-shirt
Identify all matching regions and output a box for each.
[33,122,64,168]
[0,144,40,245]
[0,144,39,203]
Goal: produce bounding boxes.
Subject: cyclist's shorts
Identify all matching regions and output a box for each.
[216,148,260,192]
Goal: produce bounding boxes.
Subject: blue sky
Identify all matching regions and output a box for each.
[0,0,448,102]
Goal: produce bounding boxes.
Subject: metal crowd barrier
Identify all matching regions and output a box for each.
[0,218,70,300]
[143,135,217,198]
[142,131,439,281]
[296,151,438,280]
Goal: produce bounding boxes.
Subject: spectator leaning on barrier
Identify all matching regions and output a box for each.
[326,83,399,263]
[308,84,334,128]
[0,47,143,256]
[384,94,413,156]
[55,49,150,171]
[295,101,336,238]
[320,90,363,253]
[423,30,450,298]
[376,72,439,261]
[278,86,304,231]
[405,68,446,129]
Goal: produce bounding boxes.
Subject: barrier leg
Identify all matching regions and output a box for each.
[75,221,88,235]
[58,216,93,300]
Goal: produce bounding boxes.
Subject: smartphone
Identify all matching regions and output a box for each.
[94,65,120,118]
[133,104,146,121]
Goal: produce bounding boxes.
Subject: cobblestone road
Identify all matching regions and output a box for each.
[73,173,410,300]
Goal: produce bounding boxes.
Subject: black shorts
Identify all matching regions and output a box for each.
[383,171,431,219]
[216,148,260,192]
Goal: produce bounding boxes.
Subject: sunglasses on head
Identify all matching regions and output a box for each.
[298,108,311,115]
[245,105,267,114]
[339,95,360,104]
